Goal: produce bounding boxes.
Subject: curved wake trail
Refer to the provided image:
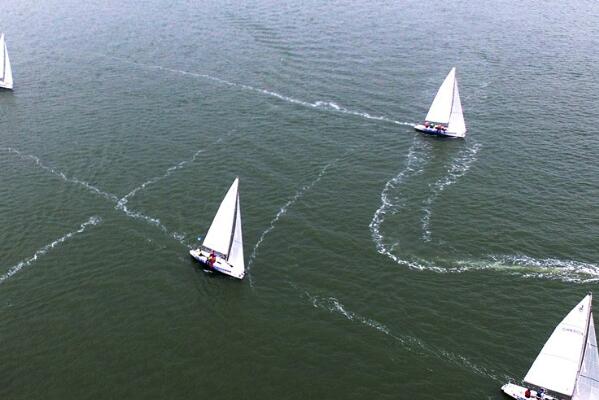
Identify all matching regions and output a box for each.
[2,147,119,203]
[246,161,336,285]
[369,138,431,269]
[0,216,102,285]
[99,54,414,127]
[421,143,482,241]
[304,291,504,382]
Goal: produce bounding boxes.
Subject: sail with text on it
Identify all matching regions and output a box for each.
[202,178,239,257]
[524,295,592,398]
[573,313,599,400]
[0,34,13,89]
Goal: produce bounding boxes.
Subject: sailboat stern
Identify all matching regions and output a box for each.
[501,383,557,400]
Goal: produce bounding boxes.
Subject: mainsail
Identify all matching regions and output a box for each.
[201,177,244,269]
[524,294,598,399]
[425,67,466,136]
[0,34,13,90]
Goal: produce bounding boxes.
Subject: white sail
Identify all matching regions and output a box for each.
[227,193,244,271]
[573,313,599,400]
[425,67,456,124]
[202,178,239,257]
[447,77,466,136]
[524,295,593,397]
[0,34,13,90]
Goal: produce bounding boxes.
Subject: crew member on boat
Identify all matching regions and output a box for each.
[208,250,216,268]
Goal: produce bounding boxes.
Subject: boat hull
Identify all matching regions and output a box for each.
[414,124,464,138]
[189,248,244,280]
[501,383,557,400]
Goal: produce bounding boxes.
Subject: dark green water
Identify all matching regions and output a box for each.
[1,0,598,398]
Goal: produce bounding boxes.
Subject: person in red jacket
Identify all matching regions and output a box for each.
[208,251,216,268]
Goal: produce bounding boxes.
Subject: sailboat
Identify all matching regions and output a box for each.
[501,293,599,400]
[189,177,245,280]
[0,33,13,90]
[414,67,465,138]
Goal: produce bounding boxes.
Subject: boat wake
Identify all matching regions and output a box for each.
[421,142,482,241]
[4,147,189,246]
[247,160,336,284]
[455,255,599,283]
[116,148,204,210]
[2,147,119,203]
[303,290,503,382]
[98,54,414,127]
[0,216,102,285]
[369,137,431,267]
[114,147,207,246]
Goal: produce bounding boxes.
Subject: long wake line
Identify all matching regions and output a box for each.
[3,147,195,246]
[305,291,505,383]
[98,54,415,128]
[1,147,119,203]
[0,216,102,285]
[246,160,336,285]
[115,147,208,245]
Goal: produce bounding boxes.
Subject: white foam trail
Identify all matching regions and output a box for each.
[247,160,336,272]
[99,54,414,127]
[304,291,502,381]
[2,147,119,203]
[3,146,188,245]
[116,148,204,211]
[458,255,599,283]
[379,254,599,283]
[113,147,207,244]
[369,138,432,269]
[421,143,482,241]
[0,216,102,285]
[308,294,391,335]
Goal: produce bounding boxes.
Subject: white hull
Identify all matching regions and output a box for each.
[189,248,244,280]
[414,124,464,138]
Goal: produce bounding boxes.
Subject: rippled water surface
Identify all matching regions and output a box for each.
[1,0,598,398]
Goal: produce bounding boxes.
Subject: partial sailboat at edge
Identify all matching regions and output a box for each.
[189,177,245,280]
[501,293,599,400]
[414,67,465,138]
[0,33,13,90]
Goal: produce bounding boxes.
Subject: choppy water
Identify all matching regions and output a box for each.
[1,0,598,398]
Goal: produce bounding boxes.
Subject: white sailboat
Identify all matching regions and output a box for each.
[0,33,13,90]
[189,177,245,280]
[414,67,466,138]
[502,293,599,400]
